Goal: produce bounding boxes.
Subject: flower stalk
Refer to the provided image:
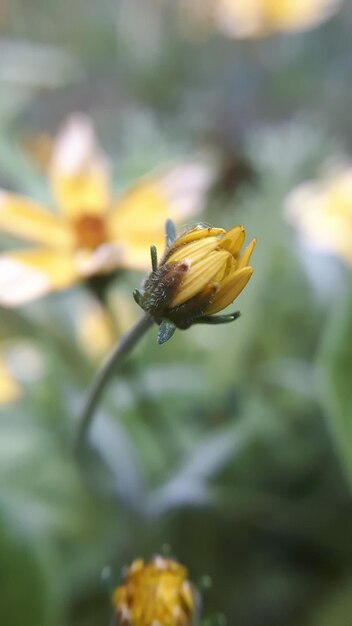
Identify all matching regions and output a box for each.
[73,312,153,452]
[74,220,255,450]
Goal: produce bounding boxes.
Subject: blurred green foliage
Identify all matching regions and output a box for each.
[0,1,352,626]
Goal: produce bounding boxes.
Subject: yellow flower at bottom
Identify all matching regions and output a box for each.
[136,223,255,336]
[285,164,352,265]
[112,556,195,626]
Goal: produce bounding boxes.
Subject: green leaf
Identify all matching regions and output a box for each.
[318,279,352,487]
[165,219,176,247]
[0,513,61,626]
[157,320,176,344]
[307,578,352,626]
[133,289,143,306]
[146,426,241,514]
[196,311,241,325]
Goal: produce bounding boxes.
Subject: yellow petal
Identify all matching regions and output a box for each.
[166,236,219,264]
[170,250,229,307]
[107,160,215,270]
[0,358,20,405]
[219,225,245,256]
[49,113,110,218]
[0,190,72,247]
[0,249,78,306]
[213,250,236,280]
[237,237,256,269]
[205,266,253,314]
[174,226,225,247]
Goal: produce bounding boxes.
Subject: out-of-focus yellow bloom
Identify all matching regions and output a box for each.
[136,223,255,332]
[112,555,195,626]
[0,113,214,306]
[76,289,139,364]
[0,339,44,405]
[285,164,352,265]
[0,357,19,405]
[181,0,342,38]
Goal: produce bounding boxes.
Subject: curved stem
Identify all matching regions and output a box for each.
[73,313,153,452]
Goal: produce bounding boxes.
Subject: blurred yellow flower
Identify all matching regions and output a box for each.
[285,164,352,265]
[112,555,195,626]
[0,339,44,405]
[181,0,342,38]
[76,289,139,364]
[0,357,19,405]
[137,223,255,331]
[0,113,214,306]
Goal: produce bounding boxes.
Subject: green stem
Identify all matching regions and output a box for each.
[73,313,153,452]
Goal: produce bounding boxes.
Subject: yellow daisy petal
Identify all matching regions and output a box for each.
[107,160,214,270]
[237,237,257,269]
[219,225,245,256]
[166,236,219,264]
[49,112,110,218]
[174,226,226,247]
[0,190,72,247]
[205,266,253,315]
[0,249,78,306]
[170,249,230,307]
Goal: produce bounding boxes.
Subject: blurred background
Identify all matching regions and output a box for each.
[1,1,352,625]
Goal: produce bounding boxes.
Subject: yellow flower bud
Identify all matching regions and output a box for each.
[136,223,255,335]
[112,556,195,626]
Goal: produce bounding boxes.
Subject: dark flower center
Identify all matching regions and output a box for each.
[72,214,107,250]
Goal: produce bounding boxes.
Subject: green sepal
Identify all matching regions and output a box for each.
[133,289,143,306]
[157,320,176,344]
[196,311,241,325]
[165,219,177,247]
[150,245,158,272]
